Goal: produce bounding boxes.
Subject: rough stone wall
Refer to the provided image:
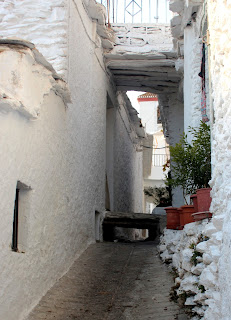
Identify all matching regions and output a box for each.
[159,221,218,319]
[169,1,211,139]
[184,27,203,138]
[0,0,68,78]
[205,1,231,319]
[165,1,231,319]
[183,6,210,141]
[109,23,173,53]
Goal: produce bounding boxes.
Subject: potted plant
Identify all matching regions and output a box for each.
[144,186,180,229]
[166,122,212,223]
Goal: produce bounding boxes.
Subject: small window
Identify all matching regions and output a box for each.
[12,181,31,253]
[12,188,19,251]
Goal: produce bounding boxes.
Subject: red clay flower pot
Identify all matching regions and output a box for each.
[192,211,213,221]
[178,207,184,229]
[190,194,198,212]
[196,188,212,212]
[165,207,180,230]
[180,205,195,226]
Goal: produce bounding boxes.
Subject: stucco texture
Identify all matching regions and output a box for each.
[0,48,103,320]
[0,1,144,318]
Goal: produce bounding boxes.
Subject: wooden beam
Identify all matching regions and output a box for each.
[103,211,160,228]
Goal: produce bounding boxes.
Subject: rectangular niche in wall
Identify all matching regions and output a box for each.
[95,211,101,242]
[12,181,31,253]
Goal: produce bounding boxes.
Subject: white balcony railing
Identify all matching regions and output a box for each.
[96,0,172,24]
[152,153,169,167]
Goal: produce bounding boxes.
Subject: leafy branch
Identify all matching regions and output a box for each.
[166,122,211,197]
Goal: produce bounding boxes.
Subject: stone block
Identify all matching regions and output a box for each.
[196,241,208,253]
[169,0,184,13]
[203,253,213,265]
[191,263,204,275]
[200,268,217,288]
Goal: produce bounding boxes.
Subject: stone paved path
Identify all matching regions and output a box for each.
[27,242,188,320]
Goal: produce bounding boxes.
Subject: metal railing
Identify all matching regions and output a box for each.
[97,0,172,25]
[152,153,169,167]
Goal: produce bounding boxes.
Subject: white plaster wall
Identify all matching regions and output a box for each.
[158,93,184,148]
[0,57,89,320]
[0,0,68,78]
[139,100,159,134]
[143,178,165,188]
[106,107,115,210]
[0,1,146,318]
[143,134,153,178]
[113,103,144,239]
[105,95,144,216]
[113,94,144,214]
[0,38,107,320]
[138,99,169,191]
[148,166,166,182]
[0,1,106,318]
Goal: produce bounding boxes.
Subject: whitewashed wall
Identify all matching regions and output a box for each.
[159,221,218,319]
[184,27,202,139]
[0,0,68,78]
[0,0,144,319]
[168,0,231,318]
[113,93,143,214]
[105,93,144,240]
[0,46,89,320]
[138,99,159,134]
[183,6,210,141]
[206,1,231,319]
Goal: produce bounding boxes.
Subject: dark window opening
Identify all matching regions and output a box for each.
[11,181,31,253]
[157,106,161,124]
[12,188,19,252]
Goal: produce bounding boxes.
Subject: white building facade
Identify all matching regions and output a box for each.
[0,1,145,319]
[137,93,170,213]
[2,0,231,319]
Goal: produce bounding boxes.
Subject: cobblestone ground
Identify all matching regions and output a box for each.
[27,242,188,320]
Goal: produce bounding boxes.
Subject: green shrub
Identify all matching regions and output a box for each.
[166,122,211,199]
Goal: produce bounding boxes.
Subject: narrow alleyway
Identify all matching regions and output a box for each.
[27,242,188,320]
